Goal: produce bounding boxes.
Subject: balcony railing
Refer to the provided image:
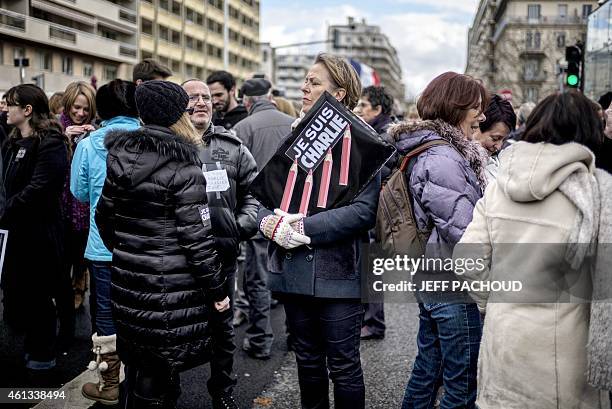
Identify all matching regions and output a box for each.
[0,10,25,31]
[0,8,137,63]
[494,15,588,42]
[50,26,77,43]
[523,72,547,82]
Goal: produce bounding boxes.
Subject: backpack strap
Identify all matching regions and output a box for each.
[399,139,450,172]
[400,139,450,235]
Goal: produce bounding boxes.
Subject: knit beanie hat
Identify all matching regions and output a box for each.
[135,80,189,128]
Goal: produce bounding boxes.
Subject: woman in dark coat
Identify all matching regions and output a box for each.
[0,84,69,370]
[95,80,228,409]
[257,53,381,409]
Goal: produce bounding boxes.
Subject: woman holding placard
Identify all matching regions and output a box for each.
[257,53,381,409]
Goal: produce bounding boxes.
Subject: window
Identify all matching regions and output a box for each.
[195,66,203,79]
[525,87,539,103]
[186,7,194,22]
[99,28,117,40]
[524,60,539,80]
[557,32,566,47]
[527,4,541,20]
[141,51,153,60]
[207,44,222,59]
[185,63,194,77]
[526,31,533,48]
[159,0,169,11]
[208,0,223,10]
[13,47,25,59]
[196,40,203,52]
[171,59,180,73]
[61,56,73,75]
[83,62,93,77]
[39,51,52,70]
[141,18,153,35]
[186,36,194,49]
[158,56,170,67]
[558,4,567,18]
[582,4,592,18]
[171,30,181,45]
[159,25,169,41]
[534,32,541,48]
[172,0,181,16]
[103,65,117,81]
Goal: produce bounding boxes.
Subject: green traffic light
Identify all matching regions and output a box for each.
[567,74,579,86]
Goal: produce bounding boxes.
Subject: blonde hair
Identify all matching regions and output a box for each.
[169,113,202,146]
[49,92,64,115]
[314,53,361,110]
[273,96,297,117]
[63,81,96,124]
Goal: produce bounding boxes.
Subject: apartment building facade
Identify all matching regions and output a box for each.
[139,0,260,84]
[584,0,611,100]
[466,0,598,105]
[327,17,404,103]
[0,0,138,92]
[0,0,260,92]
[273,53,314,101]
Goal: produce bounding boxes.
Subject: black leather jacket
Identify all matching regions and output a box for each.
[198,124,259,260]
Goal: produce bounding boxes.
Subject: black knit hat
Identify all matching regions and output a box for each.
[135,80,189,127]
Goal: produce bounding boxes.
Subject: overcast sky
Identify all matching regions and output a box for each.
[261,0,480,100]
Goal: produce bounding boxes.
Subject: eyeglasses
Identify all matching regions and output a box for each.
[188,94,212,103]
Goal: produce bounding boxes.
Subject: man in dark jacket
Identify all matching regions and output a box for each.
[183,78,259,409]
[206,70,248,130]
[354,85,396,340]
[233,78,294,359]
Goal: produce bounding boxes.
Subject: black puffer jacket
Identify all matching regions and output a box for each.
[96,125,223,372]
[198,124,258,260]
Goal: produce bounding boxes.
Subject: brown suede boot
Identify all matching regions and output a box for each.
[81,333,120,406]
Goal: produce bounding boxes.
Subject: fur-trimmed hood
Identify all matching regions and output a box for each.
[390,119,489,190]
[105,124,202,187]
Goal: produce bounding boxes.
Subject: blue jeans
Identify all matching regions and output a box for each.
[402,303,481,409]
[88,261,115,336]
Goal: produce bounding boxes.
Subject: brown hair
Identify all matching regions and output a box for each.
[48,92,64,115]
[133,58,172,82]
[63,81,96,124]
[5,84,65,143]
[417,72,488,127]
[314,53,361,110]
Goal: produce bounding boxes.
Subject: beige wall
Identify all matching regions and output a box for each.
[0,40,129,93]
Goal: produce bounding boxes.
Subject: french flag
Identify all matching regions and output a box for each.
[349,59,381,87]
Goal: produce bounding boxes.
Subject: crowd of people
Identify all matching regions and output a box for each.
[0,54,611,409]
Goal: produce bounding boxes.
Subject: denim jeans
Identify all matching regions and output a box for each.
[402,303,481,409]
[88,261,115,336]
[284,297,365,409]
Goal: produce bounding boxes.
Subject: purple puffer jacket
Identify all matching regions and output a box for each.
[390,119,488,256]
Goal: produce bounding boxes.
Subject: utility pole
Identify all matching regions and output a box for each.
[223,0,229,70]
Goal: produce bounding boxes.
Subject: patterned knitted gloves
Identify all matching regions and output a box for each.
[260,210,311,249]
